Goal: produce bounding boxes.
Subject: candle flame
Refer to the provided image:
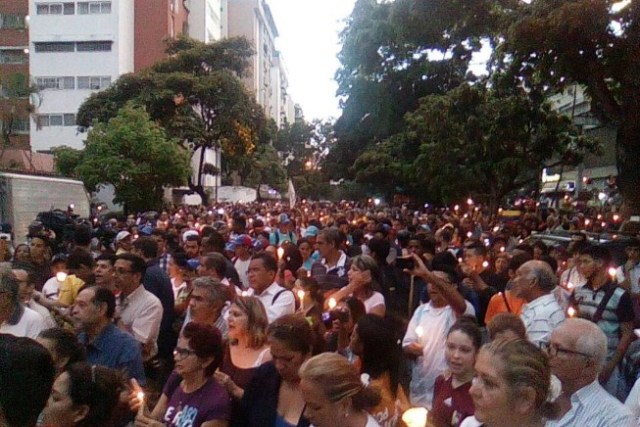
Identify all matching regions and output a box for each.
[568,307,577,318]
[297,290,305,300]
[277,247,285,260]
[328,298,337,310]
[415,326,424,338]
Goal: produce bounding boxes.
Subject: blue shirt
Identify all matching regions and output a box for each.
[79,322,146,385]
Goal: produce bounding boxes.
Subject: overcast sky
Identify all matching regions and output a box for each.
[267,0,357,122]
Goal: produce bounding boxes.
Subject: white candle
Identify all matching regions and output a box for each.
[608,267,617,281]
[277,247,285,260]
[297,290,305,311]
[415,326,424,345]
[328,298,337,310]
[567,307,577,318]
[137,391,145,417]
[56,272,68,282]
[402,407,428,427]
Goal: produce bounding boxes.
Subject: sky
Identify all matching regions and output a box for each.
[267,0,357,122]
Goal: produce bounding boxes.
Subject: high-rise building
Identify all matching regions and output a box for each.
[29,0,135,152]
[0,0,30,149]
[227,0,281,124]
[134,0,189,71]
[188,0,228,43]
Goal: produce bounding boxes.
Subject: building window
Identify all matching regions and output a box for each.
[76,41,112,52]
[77,76,111,90]
[37,113,76,127]
[34,42,75,53]
[0,13,27,29]
[0,49,28,64]
[34,41,112,53]
[77,1,112,14]
[35,3,75,15]
[36,76,75,90]
[0,119,30,135]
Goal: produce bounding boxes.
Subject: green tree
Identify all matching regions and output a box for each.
[0,73,38,153]
[500,0,640,214]
[76,36,270,205]
[243,144,288,193]
[328,0,506,180]
[61,104,190,212]
[404,83,598,210]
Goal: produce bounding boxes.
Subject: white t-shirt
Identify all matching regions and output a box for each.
[0,306,45,339]
[363,291,385,314]
[41,276,62,300]
[459,416,482,427]
[234,257,251,289]
[402,301,475,409]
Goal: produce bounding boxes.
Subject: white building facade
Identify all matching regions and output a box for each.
[188,0,228,43]
[29,0,134,152]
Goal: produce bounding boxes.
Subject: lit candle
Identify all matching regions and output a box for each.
[567,307,577,318]
[454,204,459,212]
[328,298,337,310]
[500,246,505,253]
[482,260,489,269]
[415,326,424,345]
[466,231,472,238]
[467,198,474,205]
[277,247,285,260]
[56,272,68,282]
[297,290,305,311]
[609,267,617,281]
[585,219,590,226]
[613,214,620,222]
[137,391,145,417]
[402,407,428,427]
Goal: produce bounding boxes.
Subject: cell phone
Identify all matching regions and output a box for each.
[396,257,415,270]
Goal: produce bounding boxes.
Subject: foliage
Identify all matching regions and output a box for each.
[76,36,270,205]
[60,104,190,212]
[404,83,598,208]
[52,146,83,176]
[0,73,38,149]
[328,0,507,179]
[242,144,287,192]
[499,0,640,213]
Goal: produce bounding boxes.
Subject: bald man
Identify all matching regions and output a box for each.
[546,318,634,426]
[510,260,565,347]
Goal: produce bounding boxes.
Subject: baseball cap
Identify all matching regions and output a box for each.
[115,231,131,242]
[226,234,253,251]
[279,214,291,225]
[182,230,199,241]
[303,225,319,238]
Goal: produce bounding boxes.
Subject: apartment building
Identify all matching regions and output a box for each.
[134,0,189,71]
[188,0,228,42]
[0,0,30,149]
[29,0,134,151]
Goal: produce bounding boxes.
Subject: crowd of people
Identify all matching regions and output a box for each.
[1,198,640,427]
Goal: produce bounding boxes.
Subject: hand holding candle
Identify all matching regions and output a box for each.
[277,247,285,260]
[297,289,305,311]
[136,391,145,417]
[328,297,337,310]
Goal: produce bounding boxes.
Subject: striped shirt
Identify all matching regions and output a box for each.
[546,380,635,427]
[572,281,634,360]
[520,293,566,347]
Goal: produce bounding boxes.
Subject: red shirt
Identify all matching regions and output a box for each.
[431,373,475,427]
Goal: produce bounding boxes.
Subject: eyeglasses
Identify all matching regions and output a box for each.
[540,342,592,359]
[173,346,197,359]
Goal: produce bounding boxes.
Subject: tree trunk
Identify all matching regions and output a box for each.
[616,119,640,217]
[187,181,209,206]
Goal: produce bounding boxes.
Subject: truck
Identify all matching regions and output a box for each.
[0,172,90,244]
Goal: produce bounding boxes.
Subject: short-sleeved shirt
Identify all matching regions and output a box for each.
[162,373,231,427]
[432,374,474,427]
[520,293,566,347]
[310,252,350,291]
[573,281,634,360]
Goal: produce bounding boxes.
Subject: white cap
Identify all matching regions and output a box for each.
[115,231,131,242]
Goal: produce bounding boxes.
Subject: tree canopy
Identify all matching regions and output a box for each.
[56,104,191,212]
[327,0,636,211]
[76,36,273,204]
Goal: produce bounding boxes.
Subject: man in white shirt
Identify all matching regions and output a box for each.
[113,253,163,361]
[546,318,634,427]
[248,253,294,323]
[402,254,475,409]
[230,234,253,289]
[510,260,565,347]
[0,265,45,339]
[14,268,55,329]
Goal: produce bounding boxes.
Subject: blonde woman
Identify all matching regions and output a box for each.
[299,352,382,427]
[214,296,271,420]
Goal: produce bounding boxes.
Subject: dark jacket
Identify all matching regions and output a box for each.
[237,361,310,427]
